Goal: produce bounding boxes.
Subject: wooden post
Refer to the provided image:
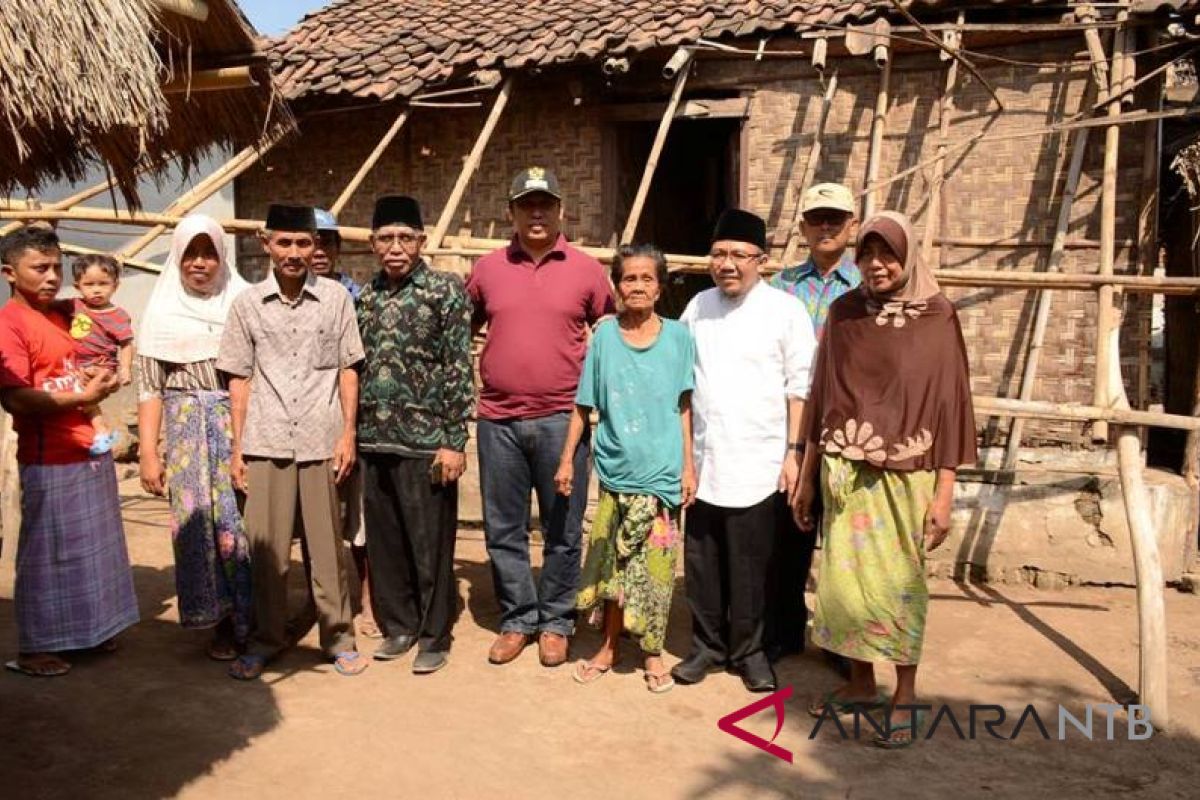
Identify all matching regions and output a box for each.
[330,109,411,217]
[781,71,838,264]
[1093,21,1128,443]
[118,131,284,259]
[1185,348,1200,486]
[162,67,256,95]
[621,49,693,244]
[0,411,19,567]
[1002,94,1095,470]
[922,14,963,264]
[863,51,891,220]
[428,76,514,250]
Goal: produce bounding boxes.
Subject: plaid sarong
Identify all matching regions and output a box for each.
[15,454,139,652]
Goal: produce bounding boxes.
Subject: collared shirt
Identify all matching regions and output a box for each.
[217,270,364,462]
[356,262,473,455]
[769,253,861,339]
[466,233,615,420]
[680,281,817,508]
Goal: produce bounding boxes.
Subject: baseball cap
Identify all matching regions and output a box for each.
[800,182,856,215]
[509,167,561,202]
[313,207,338,231]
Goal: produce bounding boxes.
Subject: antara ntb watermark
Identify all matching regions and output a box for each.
[717,687,1153,763]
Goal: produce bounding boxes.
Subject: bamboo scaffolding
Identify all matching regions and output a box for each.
[922,15,962,264]
[780,71,838,263]
[152,0,208,21]
[0,171,139,236]
[118,130,285,259]
[1003,86,1096,470]
[863,51,891,219]
[60,242,160,274]
[1184,356,1200,486]
[428,76,514,250]
[161,66,255,95]
[974,396,1200,432]
[330,109,411,216]
[1093,19,1129,443]
[622,49,693,244]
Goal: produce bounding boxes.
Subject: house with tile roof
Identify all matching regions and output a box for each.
[233,1,1200,587]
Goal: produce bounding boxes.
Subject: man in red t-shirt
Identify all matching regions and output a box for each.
[0,227,137,677]
[466,167,615,668]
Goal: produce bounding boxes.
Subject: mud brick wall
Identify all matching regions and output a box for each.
[237,38,1154,447]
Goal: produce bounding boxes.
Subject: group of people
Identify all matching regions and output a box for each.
[0,169,975,747]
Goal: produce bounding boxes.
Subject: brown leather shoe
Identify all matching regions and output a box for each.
[538,632,569,667]
[488,631,529,665]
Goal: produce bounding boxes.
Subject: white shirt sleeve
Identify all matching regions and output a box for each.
[781,299,818,399]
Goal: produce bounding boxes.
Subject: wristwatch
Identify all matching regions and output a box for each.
[788,442,804,452]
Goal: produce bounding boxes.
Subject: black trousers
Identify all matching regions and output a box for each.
[683,494,778,670]
[363,453,458,653]
[765,491,818,655]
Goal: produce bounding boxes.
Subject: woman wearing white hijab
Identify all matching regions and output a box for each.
[136,214,253,660]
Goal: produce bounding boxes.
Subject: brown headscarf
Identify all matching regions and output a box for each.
[803,211,977,472]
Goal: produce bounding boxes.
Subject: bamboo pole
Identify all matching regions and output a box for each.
[1093,20,1129,443]
[59,242,161,274]
[621,49,693,244]
[118,130,285,259]
[1002,86,1095,470]
[1184,348,1200,486]
[428,76,514,250]
[781,71,838,263]
[330,110,411,217]
[0,173,132,236]
[152,0,209,21]
[974,396,1200,431]
[922,15,963,265]
[863,51,892,219]
[162,66,255,94]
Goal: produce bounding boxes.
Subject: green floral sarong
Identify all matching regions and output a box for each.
[576,489,681,654]
[811,454,935,665]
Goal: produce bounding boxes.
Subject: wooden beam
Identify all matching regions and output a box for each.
[428,76,514,250]
[621,49,693,244]
[780,71,838,263]
[0,172,135,236]
[60,242,161,274]
[886,0,1003,110]
[922,14,962,264]
[600,97,749,122]
[162,66,255,94]
[118,131,284,259]
[152,0,208,21]
[1003,102,1093,470]
[1094,21,1130,443]
[863,53,891,219]
[973,396,1200,432]
[330,109,410,217]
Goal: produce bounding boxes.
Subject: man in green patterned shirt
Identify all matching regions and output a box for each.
[356,195,473,674]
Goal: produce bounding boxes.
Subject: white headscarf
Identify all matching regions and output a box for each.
[137,213,250,364]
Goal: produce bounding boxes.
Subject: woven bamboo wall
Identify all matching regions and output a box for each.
[236,37,1154,447]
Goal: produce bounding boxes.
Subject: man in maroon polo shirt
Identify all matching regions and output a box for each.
[467,167,615,667]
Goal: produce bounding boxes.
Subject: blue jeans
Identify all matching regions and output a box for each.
[477,413,590,636]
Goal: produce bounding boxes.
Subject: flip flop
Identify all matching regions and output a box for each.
[644,669,676,694]
[227,654,266,681]
[333,650,369,676]
[873,709,927,749]
[93,638,118,654]
[572,659,612,684]
[88,432,116,456]
[807,689,889,718]
[5,657,71,677]
[207,638,239,662]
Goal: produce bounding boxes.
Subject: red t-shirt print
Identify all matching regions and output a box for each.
[71,298,133,370]
[0,301,94,464]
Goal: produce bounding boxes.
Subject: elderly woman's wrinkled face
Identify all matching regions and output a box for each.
[857,234,904,296]
[181,233,221,294]
[616,255,661,312]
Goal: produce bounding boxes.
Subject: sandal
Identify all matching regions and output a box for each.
[807,689,888,718]
[873,709,927,749]
[207,637,239,662]
[228,654,266,681]
[572,659,612,685]
[644,669,675,694]
[333,650,369,676]
[5,654,71,677]
[94,638,118,654]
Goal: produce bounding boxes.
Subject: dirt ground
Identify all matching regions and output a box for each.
[2,478,1200,800]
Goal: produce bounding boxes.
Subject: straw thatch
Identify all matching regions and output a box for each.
[0,0,292,207]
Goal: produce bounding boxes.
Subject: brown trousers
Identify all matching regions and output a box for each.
[244,457,356,659]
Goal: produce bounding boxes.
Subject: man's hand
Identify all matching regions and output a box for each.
[792,480,817,532]
[433,448,466,485]
[117,368,132,387]
[139,450,166,496]
[78,369,120,405]
[681,464,697,508]
[554,459,574,496]
[923,495,953,551]
[332,433,356,484]
[231,449,248,493]
[778,449,801,502]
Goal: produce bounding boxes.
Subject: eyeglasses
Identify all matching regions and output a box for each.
[802,210,852,228]
[374,232,422,248]
[708,249,763,266]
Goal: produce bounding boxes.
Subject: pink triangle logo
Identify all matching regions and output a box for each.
[716,686,794,763]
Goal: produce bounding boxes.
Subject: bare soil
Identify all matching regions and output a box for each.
[2,478,1199,799]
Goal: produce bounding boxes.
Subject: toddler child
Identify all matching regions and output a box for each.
[68,254,133,454]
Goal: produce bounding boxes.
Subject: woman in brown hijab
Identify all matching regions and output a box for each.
[793,210,976,747]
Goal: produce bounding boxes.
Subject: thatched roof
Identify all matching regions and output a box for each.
[0,0,292,207]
